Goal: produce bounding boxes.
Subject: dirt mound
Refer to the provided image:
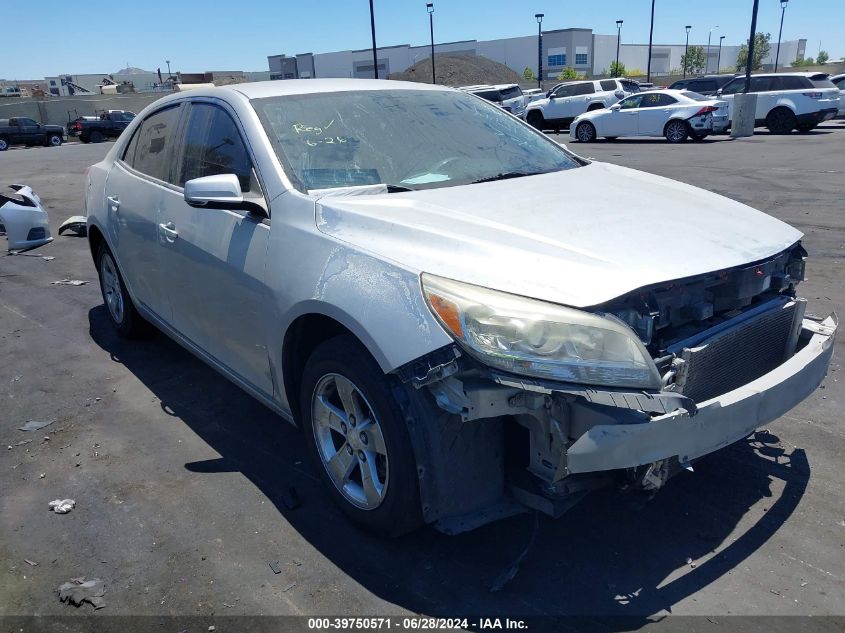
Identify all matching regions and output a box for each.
[389,54,522,87]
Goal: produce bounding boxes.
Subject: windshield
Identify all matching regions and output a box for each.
[251,89,580,192]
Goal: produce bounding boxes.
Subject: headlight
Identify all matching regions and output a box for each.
[422,274,661,390]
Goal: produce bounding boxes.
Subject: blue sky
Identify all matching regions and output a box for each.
[3,0,842,78]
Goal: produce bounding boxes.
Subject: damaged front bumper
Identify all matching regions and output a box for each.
[565,314,836,474]
[0,184,53,251]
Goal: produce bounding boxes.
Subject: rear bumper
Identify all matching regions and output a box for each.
[797,108,838,125]
[566,315,837,474]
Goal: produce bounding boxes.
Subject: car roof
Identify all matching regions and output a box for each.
[230,78,450,100]
[459,83,519,92]
[739,72,828,78]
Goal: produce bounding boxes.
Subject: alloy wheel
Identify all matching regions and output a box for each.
[311,373,389,510]
[666,121,687,143]
[100,253,125,324]
[576,122,595,142]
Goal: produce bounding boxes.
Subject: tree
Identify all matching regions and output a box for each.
[681,45,706,75]
[609,60,626,77]
[793,56,816,67]
[817,50,829,64]
[522,67,535,81]
[557,67,578,80]
[735,32,772,71]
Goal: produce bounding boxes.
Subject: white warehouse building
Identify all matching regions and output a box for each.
[269,28,807,81]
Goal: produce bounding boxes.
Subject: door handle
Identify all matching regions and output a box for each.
[158,221,179,242]
[106,195,120,211]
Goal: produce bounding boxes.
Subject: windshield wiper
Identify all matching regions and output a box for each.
[385,184,418,193]
[470,171,538,184]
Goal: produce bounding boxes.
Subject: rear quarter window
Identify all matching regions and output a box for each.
[810,78,836,89]
[777,76,812,90]
[600,80,618,91]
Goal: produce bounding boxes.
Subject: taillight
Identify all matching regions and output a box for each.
[802,92,822,99]
[694,106,717,116]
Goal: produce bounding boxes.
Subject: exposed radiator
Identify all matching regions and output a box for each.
[674,298,806,403]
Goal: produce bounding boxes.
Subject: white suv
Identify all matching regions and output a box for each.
[718,72,839,133]
[524,78,639,131]
[460,84,527,117]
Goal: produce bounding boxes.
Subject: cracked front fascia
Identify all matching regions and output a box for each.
[423,314,836,485]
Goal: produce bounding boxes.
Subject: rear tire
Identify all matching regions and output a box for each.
[300,334,422,537]
[691,133,708,142]
[575,121,597,142]
[89,130,105,143]
[766,107,796,134]
[664,119,688,143]
[95,242,149,338]
[526,110,545,131]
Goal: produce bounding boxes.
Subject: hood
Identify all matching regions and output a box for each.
[315,162,802,308]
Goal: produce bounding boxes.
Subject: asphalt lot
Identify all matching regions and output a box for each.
[1,124,844,629]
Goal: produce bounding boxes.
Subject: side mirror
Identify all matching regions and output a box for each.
[716,88,723,96]
[184,174,267,217]
[614,90,625,99]
[610,103,622,111]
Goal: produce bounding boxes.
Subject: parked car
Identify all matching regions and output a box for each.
[459,84,526,117]
[73,110,136,143]
[0,117,65,151]
[668,74,738,96]
[524,78,639,131]
[85,79,836,535]
[521,88,547,104]
[570,90,729,143]
[830,73,845,115]
[717,72,839,133]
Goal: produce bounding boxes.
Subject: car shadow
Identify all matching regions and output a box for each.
[88,305,810,629]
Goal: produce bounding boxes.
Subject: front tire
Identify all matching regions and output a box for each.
[575,121,597,142]
[96,242,149,338]
[526,110,545,131]
[300,335,422,536]
[664,119,688,143]
[0,137,8,151]
[766,107,796,134]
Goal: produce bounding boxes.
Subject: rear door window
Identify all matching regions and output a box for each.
[600,80,618,91]
[571,83,595,96]
[748,76,774,92]
[130,105,182,183]
[178,102,255,192]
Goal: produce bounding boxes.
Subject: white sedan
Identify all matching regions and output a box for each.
[570,90,729,143]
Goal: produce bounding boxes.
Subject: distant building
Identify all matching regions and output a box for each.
[268,28,807,80]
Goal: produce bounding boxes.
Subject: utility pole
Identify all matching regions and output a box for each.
[535,13,544,89]
[427,3,435,84]
[646,0,655,83]
[369,0,379,79]
[774,0,789,71]
[706,26,718,74]
[743,0,760,94]
[615,20,623,78]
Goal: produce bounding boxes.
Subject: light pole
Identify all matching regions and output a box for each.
[706,26,718,74]
[535,13,544,89]
[775,0,788,71]
[717,35,725,72]
[646,0,655,83]
[683,25,691,78]
[743,0,760,93]
[615,20,623,77]
[427,3,435,84]
[369,0,379,79]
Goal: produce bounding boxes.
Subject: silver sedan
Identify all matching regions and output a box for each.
[85,79,835,535]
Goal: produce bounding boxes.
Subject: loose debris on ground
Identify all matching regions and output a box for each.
[18,419,55,432]
[49,499,76,514]
[57,577,106,609]
[50,279,87,286]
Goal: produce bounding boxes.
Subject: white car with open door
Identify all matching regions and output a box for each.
[570,90,729,143]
